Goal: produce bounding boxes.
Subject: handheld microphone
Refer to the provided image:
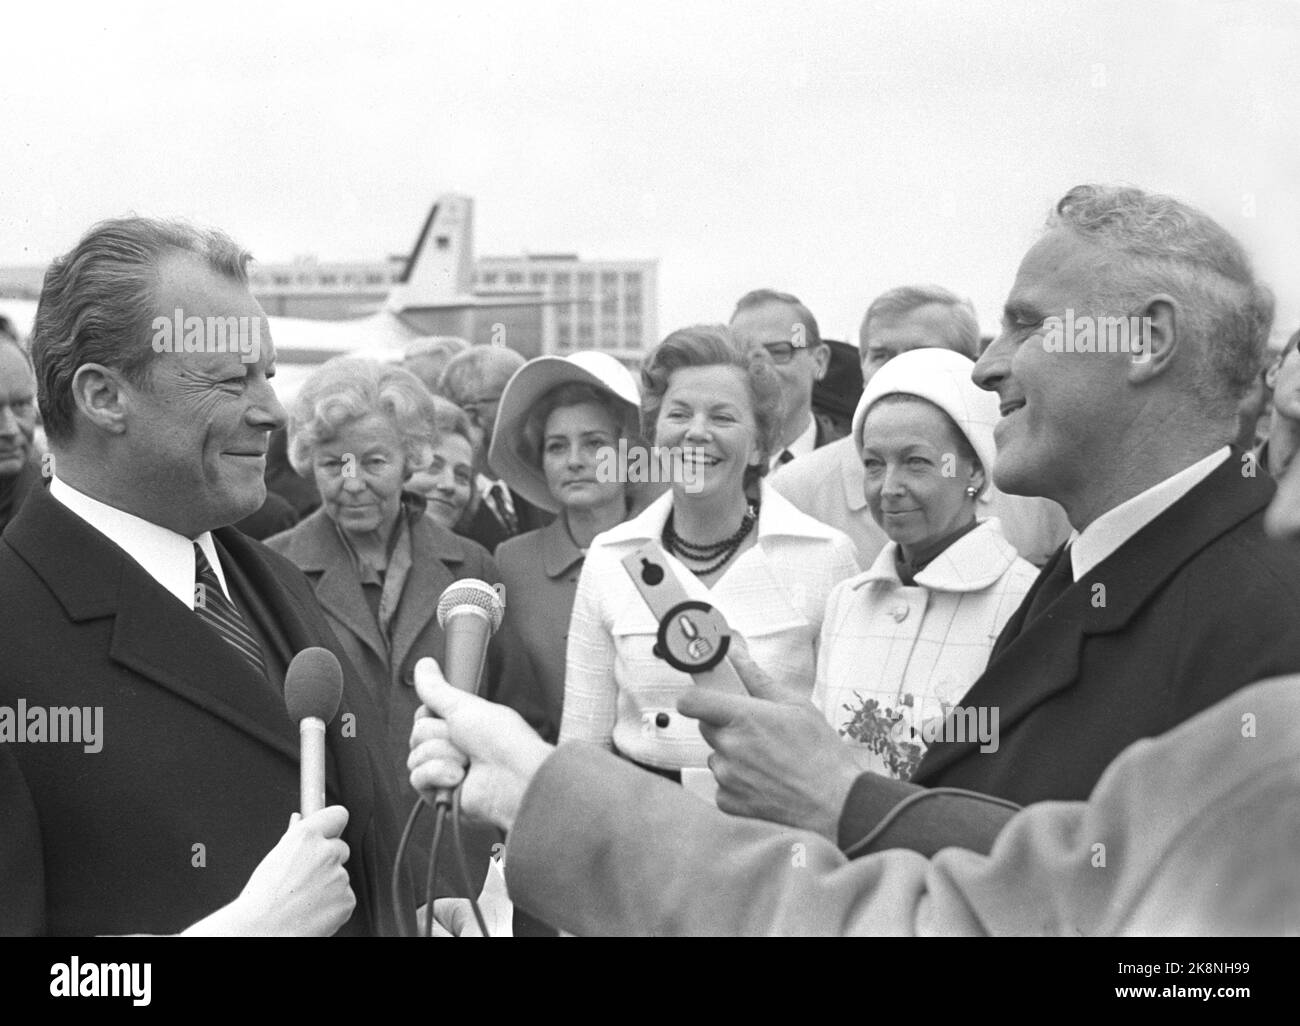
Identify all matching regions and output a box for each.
[436,579,507,695]
[432,580,506,805]
[284,647,344,816]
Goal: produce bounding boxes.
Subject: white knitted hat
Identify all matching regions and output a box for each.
[850,347,999,495]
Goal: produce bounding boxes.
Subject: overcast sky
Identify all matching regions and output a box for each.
[2,0,1297,342]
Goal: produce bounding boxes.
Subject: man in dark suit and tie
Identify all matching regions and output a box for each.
[669,183,1300,855]
[0,217,411,935]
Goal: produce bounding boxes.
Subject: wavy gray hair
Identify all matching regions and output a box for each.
[287,357,439,477]
[1050,184,1274,417]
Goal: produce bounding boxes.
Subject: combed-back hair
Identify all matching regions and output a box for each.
[31,216,252,444]
[1050,184,1274,417]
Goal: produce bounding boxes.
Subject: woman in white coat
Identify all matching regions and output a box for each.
[813,347,1038,781]
[561,325,859,779]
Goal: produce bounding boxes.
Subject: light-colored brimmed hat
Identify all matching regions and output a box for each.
[488,351,642,514]
[851,347,998,496]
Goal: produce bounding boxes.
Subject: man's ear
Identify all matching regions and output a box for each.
[1128,295,1178,383]
[70,363,132,436]
[968,462,986,497]
[811,342,831,381]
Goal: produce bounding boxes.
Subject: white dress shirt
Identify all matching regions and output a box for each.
[1069,447,1230,581]
[49,476,230,608]
[769,413,818,471]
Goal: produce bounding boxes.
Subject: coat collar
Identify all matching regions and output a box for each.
[6,485,305,771]
[272,503,470,669]
[856,518,1021,592]
[539,515,586,579]
[916,453,1277,783]
[598,478,846,548]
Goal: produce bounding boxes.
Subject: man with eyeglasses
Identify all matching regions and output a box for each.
[729,289,844,469]
[439,344,553,553]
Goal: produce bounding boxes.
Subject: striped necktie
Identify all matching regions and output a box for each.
[488,481,520,535]
[193,543,267,677]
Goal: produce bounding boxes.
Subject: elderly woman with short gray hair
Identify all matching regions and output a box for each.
[266,356,515,896]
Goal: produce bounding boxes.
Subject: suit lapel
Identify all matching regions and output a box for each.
[915,454,1274,783]
[284,510,388,665]
[9,487,300,766]
[216,525,376,833]
[387,516,463,679]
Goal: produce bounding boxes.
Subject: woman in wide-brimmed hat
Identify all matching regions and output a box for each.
[813,347,1039,781]
[489,351,650,744]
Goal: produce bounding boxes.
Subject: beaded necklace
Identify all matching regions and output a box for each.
[662,502,759,575]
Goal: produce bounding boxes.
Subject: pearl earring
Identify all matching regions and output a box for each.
[965,485,978,498]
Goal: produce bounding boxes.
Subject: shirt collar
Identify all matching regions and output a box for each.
[48,475,227,609]
[1069,447,1230,581]
[771,413,818,469]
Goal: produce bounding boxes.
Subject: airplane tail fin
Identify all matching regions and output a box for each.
[385,193,475,312]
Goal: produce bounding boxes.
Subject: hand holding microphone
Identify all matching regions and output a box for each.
[409,579,551,828]
[183,647,354,936]
[409,657,553,833]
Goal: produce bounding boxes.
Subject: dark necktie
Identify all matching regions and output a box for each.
[990,542,1074,660]
[778,450,795,466]
[193,543,267,677]
[1023,543,1075,624]
[488,482,519,536]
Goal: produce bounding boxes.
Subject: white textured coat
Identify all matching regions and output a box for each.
[560,482,859,770]
[813,518,1038,780]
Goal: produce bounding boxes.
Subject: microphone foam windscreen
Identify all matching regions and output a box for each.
[284,647,344,723]
[436,579,506,632]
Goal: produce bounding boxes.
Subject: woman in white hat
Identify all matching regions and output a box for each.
[559,325,859,780]
[489,351,650,744]
[813,347,1039,781]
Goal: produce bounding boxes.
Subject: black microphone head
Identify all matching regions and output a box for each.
[436,579,506,632]
[284,647,344,723]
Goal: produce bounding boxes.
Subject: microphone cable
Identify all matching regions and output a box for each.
[392,787,490,937]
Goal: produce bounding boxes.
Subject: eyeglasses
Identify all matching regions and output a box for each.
[761,342,807,365]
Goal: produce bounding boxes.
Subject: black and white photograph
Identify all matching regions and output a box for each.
[0,0,1296,1005]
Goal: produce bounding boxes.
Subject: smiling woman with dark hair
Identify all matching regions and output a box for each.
[558,325,859,780]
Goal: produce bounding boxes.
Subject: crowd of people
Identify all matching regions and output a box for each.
[3,181,1300,936]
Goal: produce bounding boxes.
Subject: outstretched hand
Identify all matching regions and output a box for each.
[677,636,861,840]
